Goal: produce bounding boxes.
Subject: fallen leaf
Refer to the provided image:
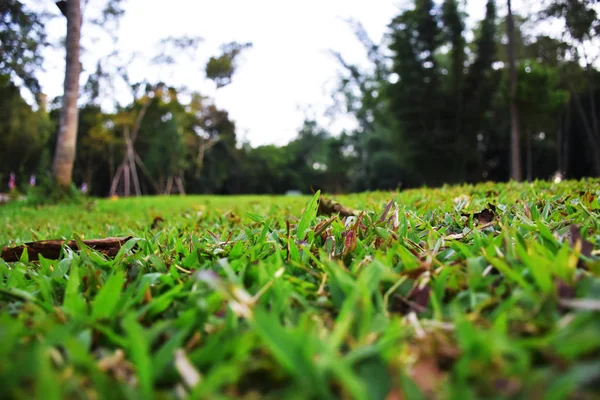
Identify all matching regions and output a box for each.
[150,216,164,229]
[378,199,394,223]
[555,278,575,300]
[568,225,594,259]
[342,230,357,257]
[494,377,522,397]
[409,285,431,312]
[557,298,600,311]
[581,190,596,205]
[185,332,202,352]
[475,204,496,224]
[313,216,337,238]
[385,387,405,400]
[97,349,137,385]
[409,356,445,395]
[399,266,429,280]
[523,203,532,220]
[392,285,431,315]
[175,349,202,388]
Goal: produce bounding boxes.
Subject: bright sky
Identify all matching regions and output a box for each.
[32,0,537,147]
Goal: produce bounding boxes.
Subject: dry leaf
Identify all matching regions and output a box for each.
[175,349,202,388]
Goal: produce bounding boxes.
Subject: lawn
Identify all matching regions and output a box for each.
[1,180,599,399]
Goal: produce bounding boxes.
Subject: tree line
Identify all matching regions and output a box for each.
[1,0,599,197]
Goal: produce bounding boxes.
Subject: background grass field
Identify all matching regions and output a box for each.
[1,180,599,399]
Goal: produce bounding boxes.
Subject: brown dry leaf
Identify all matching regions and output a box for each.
[226,212,241,224]
[143,287,152,304]
[494,377,522,397]
[150,216,164,229]
[568,225,594,259]
[581,190,596,206]
[475,203,496,224]
[409,285,431,312]
[399,266,429,280]
[1,236,134,262]
[342,230,357,258]
[313,216,337,238]
[318,195,360,218]
[462,203,496,225]
[409,356,446,395]
[378,199,394,223]
[523,202,532,220]
[185,332,202,352]
[385,387,405,400]
[175,349,202,388]
[555,278,575,300]
[404,333,461,395]
[392,285,431,315]
[97,349,137,386]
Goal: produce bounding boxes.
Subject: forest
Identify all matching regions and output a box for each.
[1,0,599,197]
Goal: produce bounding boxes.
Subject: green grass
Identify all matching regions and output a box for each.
[1,180,599,399]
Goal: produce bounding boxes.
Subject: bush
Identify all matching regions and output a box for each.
[26,175,86,206]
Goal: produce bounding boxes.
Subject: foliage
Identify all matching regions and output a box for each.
[0,75,52,185]
[25,174,86,206]
[205,42,253,88]
[1,180,600,398]
[387,0,499,186]
[1,0,600,196]
[0,0,47,97]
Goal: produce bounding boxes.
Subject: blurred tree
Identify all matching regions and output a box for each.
[542,0,600,175]
[514,61,569,180]
[52,0,126,189]
[387,0,498,185]
[0,75,52,187]
[73,105,117,195]
[189,104,239,194]
[329,20,404,191]
[52,0,82,188]
[506,0,522,181]
[0,1,47,98]
[206,42,252,88]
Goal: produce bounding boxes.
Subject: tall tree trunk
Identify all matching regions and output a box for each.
[569,85,600,175]
[563,105,570,176]
[52,0,82,188]
[526,129,533,181]
[506,0,522,181]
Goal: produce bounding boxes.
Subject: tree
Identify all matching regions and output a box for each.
[387,0,498,185]
[0,75,52,184]
[0,1,47,97]
[205,42,253,88]
[52,0,82,188]
[506,0,522,181]
[73,105,117,195]
[329,20,405,190]
[514,61,569,180]
[49,0,125,189]
[542,0,600,175]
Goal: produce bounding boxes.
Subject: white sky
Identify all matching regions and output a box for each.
[31,0,538,147]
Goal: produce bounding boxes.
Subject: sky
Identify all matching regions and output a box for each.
[32,0,537,147]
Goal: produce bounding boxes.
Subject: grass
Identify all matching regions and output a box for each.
[0,179,599,399]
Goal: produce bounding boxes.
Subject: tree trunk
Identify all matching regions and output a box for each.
[506,0,522,181]
[563,105,570,176]
[570,86,600,175]
[526,129,533,181]
[52,0,82,188]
